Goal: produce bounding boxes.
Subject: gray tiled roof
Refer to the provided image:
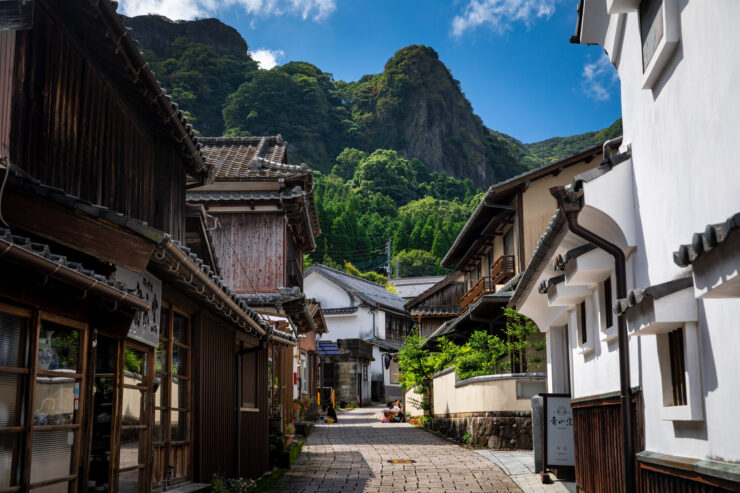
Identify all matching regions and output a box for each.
[0,227,148,311]
[614,277,693,316]
[390,276,447,299]
[363,337,403,352]
[199,136,312,180]
[237,286,304,306]
[305,264,408,314]
[673,212,740,267]
[408,305,460,316]
[186,186,306,203]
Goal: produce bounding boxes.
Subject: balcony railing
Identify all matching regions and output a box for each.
[490,254,516,286]
[459,255,516,312]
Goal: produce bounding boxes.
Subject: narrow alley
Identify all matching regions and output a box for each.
[270,406,523,493]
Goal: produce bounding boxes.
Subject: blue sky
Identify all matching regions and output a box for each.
[119,0,621,143]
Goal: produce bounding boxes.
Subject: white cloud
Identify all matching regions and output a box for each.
[249,48,285,69]
[451,0,559,37]
[118,0,336,21]
[581,53,619,101]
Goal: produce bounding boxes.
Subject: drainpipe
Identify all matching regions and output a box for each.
[549,185,634,493]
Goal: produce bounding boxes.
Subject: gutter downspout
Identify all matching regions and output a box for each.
[550,185,634,493]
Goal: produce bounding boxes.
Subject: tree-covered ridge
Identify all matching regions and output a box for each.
[520,118,623,166]
[312,149,481,276]
[124,14,621,185]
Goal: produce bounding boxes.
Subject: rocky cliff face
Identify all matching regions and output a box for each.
[342,46,527,185]
[121,15,249,59]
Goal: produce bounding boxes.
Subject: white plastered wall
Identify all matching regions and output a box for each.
[579,0,740,463]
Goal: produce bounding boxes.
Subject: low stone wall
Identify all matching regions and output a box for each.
[425,411,533,450]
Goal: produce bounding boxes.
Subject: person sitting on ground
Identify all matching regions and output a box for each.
[391,400,406,422]
[324,403,338,423]
[381,402,395,422]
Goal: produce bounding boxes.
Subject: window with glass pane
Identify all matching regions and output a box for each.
[0,373,26,427]
[170,410,188,441]
[37,321,80,372]
[34,375,76,425]
[30,429,74,484]
[121,387,145,426]
[123,347,148,387]
[0,311,30,367]
[173,315,188,345]
[171,344,188,377]
[119,428,144,469]
[172,376,188,409]
[0,433,23,488]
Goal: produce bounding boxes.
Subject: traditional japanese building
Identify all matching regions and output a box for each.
[421,144,606,349]
[0,2,290,491]
[304,264,414,403]
[510,2,740,491]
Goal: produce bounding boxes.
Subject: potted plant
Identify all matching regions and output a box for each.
[284,423,296,446]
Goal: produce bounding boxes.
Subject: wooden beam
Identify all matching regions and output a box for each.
[5,190,155,272]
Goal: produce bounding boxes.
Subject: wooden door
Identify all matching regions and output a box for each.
[152,307,191,488]
[116,340,153,493]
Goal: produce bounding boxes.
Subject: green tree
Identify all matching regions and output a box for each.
[397,328,436,414]
[395,249,439,277]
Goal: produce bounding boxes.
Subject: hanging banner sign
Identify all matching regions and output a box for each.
[116,267,162,347]
[544,394,575,468]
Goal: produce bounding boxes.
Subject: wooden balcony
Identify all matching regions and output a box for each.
[490,254,516,286]
[459,255,516,312]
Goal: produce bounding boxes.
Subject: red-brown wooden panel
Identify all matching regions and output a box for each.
[212,213,285,292]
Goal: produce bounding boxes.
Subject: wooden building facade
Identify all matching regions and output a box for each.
[0,2,287,491]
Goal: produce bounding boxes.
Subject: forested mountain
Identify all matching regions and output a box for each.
[122,14,621,277]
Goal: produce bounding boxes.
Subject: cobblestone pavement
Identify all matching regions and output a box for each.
[474,450,575,493]
[269,406,522,493]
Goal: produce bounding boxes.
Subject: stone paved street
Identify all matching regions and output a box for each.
[269,406,523,493]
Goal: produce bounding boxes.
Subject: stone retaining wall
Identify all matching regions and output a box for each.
[425,411,533,450]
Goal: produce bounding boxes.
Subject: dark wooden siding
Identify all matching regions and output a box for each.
[638,462,739,493]
[386,313,414,342]
[240,346,269,479]
[9,8,187,239]
[572,391,644,493]
[212,213,285,292]
[420,317,447,338]
[418,282,466,307]
[193,309,270,482]
[0,31,14,156]
[193,310,237,480]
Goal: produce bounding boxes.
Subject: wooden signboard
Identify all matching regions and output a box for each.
[116,267,162,347]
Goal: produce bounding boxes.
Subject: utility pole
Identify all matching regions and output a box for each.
[385,240,392,278]
[395,255,399,279]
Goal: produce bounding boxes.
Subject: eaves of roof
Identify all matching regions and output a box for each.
[405,272,460,310]
[305,264,408,314]
[0,227,149,313]
[441,143,603,268]
[6,164,269,336]
[186,186,306,203]
[93,1,208,178]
